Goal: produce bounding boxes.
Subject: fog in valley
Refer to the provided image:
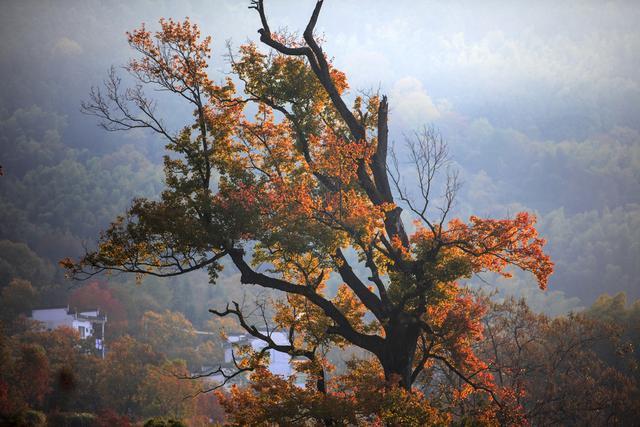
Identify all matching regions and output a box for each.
[2,0,637,316]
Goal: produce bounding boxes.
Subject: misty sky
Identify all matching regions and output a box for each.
[1,0,638,314]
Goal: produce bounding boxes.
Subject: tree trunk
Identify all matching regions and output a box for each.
[380,314,421,390]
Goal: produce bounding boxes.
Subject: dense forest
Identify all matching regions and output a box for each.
[0,0,639,425]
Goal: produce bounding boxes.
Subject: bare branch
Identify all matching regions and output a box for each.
[81,67,177,144]
[226,246,385,356]
[388,126,457,237]
[210,301,315,360]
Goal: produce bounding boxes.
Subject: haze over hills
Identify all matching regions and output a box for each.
[0,0,638,319]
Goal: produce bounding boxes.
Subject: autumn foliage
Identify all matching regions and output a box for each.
[69,281,128,337]
[64,1,559,424]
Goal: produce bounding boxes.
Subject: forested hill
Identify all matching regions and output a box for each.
[0,0,638,322]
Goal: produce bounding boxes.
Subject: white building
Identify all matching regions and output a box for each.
[203,331,305,388]
[30,307,107,357]
[225,331,293,377]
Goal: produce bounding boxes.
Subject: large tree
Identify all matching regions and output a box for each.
[65,0,553,422]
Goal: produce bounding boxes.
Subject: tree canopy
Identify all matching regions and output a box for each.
[64,0,554,423]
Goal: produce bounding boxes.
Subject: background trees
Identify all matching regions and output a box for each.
[69,282,129,338]
[2,296,637,425]
[0,322,225,425]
